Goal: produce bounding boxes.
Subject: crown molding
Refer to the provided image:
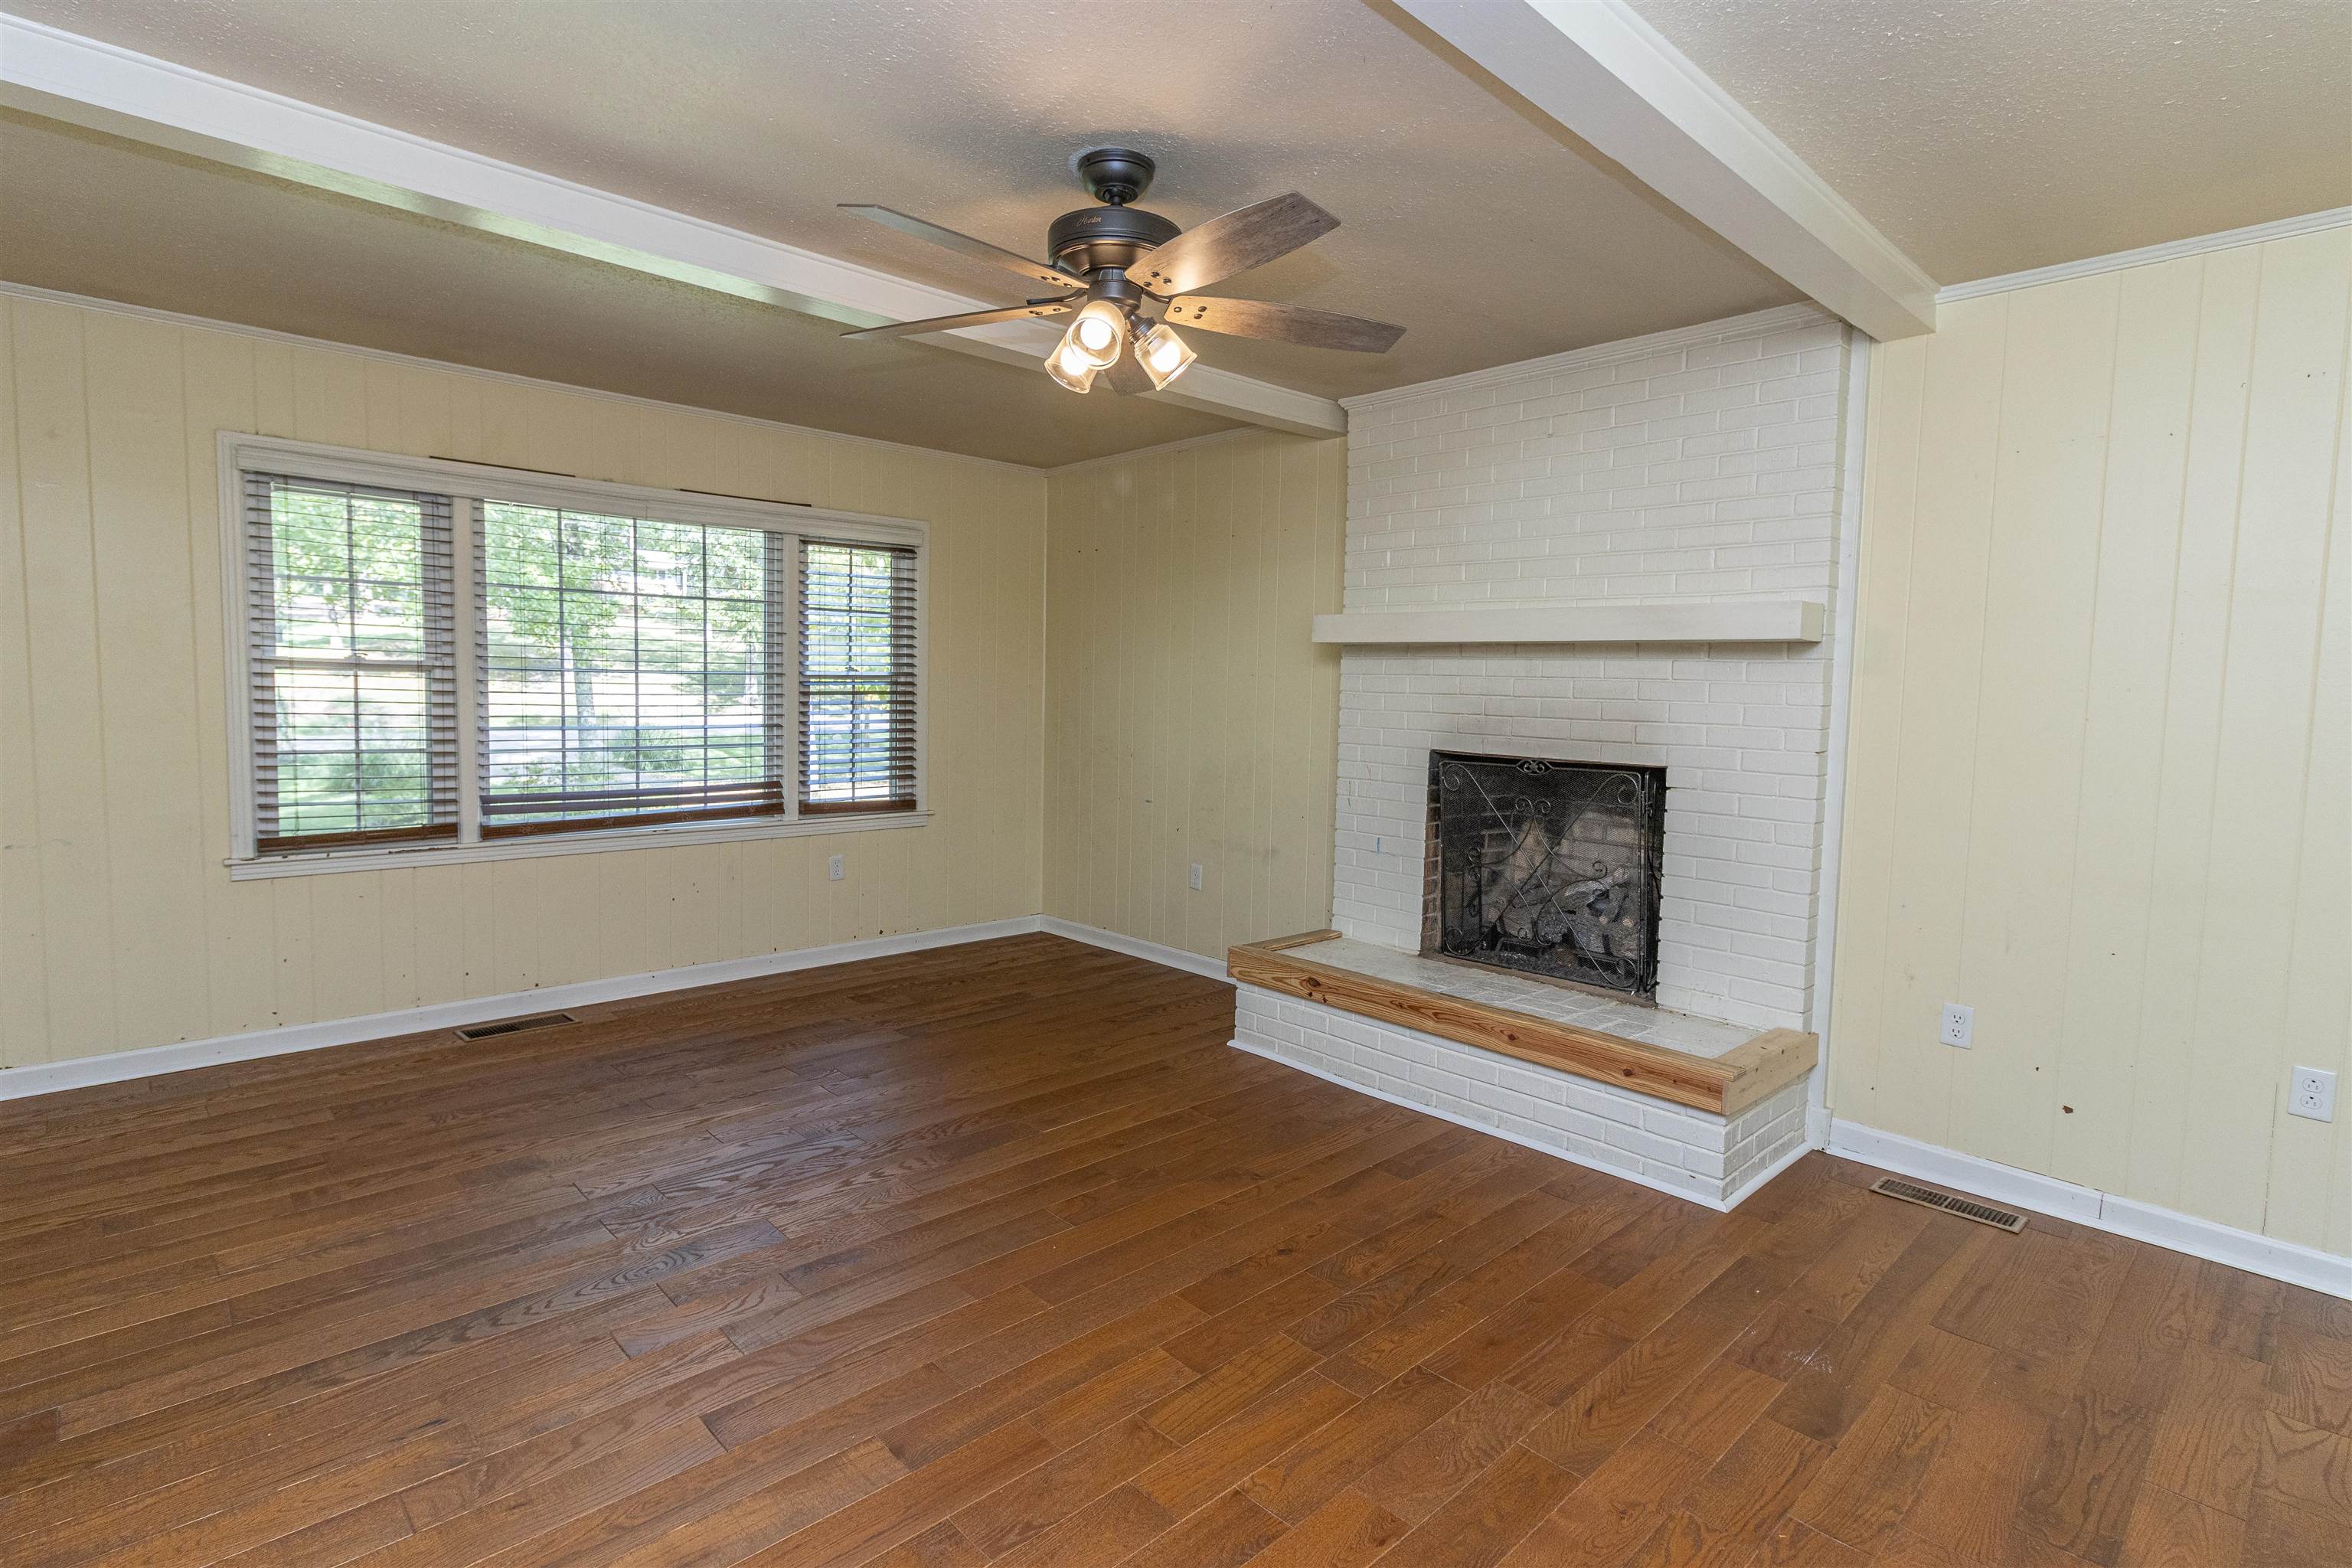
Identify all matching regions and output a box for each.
[1936,207,2352,304]
[0,14,1344,439]
[1339,302,1833,415]
[0,280,1054,475]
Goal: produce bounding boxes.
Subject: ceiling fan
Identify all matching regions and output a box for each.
[838,147,1403,394]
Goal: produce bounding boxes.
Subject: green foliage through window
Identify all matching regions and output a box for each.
[479,503,783,832]
[800,541,918,808]
[242,459,920,858]
[250,477,456,848]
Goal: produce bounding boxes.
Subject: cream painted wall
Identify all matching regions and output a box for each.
[1043,432,1346,962]
[1831,226,2350,1253]
[0,293,1046,1070]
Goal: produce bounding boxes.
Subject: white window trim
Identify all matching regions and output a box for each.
[217,431,929,880]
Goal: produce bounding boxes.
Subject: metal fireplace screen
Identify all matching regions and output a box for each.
[1426,752,1667,999]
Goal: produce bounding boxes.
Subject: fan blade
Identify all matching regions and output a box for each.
[841,300,1073,340]
[1162,296,1404,353]
[840,204,1082,292]
[1132,192,1338,297]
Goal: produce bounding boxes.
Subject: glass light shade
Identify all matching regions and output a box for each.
[1066,300,1128,368]
[1132,322,1198,390]
[1044,338,1099,393]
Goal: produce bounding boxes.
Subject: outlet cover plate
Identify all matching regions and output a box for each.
[828,854,845,882]
[1940,1002,1974,1049]
[2289,1066,2336,1122]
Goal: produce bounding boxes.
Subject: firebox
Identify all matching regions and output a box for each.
[1422,751,1667,1001]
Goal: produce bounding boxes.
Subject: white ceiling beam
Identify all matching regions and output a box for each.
[1392,0,1938,341]
[0,15,1344,437]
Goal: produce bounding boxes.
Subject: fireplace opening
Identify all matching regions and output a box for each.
[1423,751,1666,1001]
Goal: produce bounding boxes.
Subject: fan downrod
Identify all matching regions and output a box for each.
[1051,149,1178,275]
[1073,147,1155,207]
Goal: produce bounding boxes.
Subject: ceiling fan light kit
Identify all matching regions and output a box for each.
[1044,337,1100,394]
[1064,299,1129,368]
[1132,321,1197,390]
[841,146,1402,397]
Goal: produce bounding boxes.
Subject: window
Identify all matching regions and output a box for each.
[479,503,789,836]
[799,541,920,812]
[227,437,923,874]
[242,474,457,851]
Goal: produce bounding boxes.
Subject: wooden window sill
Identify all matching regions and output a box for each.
[227,807,929,880]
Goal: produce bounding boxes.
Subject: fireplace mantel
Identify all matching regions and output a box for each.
[1311,599,1824,645]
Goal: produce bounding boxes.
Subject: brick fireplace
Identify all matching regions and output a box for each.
[1230,303,1859,1207]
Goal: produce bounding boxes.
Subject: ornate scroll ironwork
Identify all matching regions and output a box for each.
[1427,751,1665,999]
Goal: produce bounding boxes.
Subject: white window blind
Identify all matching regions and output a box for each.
[799,539,919,813]
[476,501,790,836]
[230,439,926,870]
[243,473,458,851]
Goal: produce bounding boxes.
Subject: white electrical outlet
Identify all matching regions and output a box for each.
[1940,1002,1974,1048]
[2288,1066,2336,1122]
[827,854,844,882]
[1188,863,1204,891]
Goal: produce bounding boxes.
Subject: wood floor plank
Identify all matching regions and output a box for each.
[2145,1342,2272,1518]
[1786,1386,1953,1557]
[2014,1389,2155,1566]
[1372,1440,1580,1567]
[1621,1413,1826,1568]
[1351,1377,1550,1525]
[0,935,2321,1568]
[1494,1429,1711,1567]
[1235,1488,1409,1567]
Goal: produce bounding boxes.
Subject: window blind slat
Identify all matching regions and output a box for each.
[475,501,790,836]
[799,540,919,812]
[240,453,922,863]
[244,472,459,852]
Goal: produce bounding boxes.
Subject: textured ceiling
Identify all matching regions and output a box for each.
[2,0,1795,407]
[6,0,2334,467]
[0,110,1239,468]
[1631,0,2352,283]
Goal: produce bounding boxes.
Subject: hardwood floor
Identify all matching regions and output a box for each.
[3,933,2345,1568]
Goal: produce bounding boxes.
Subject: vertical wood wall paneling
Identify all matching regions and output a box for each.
[0,298,1047,1069]
[1948,276,2118,1178]
[0,300,50,1063]
[1043,433,1346,963]
[1831,229,2352,1252]
[2186,232,2348,1235]
[2274,354,2350,1251]
[86,311,214,1050]
[9,299,119,1062]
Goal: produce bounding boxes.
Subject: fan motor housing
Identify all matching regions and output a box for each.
[1049,205,1182,276]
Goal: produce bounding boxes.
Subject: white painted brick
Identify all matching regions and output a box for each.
[1335,310,1853,1037]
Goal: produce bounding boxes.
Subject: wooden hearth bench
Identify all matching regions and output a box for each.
[1228,929,1816,1118]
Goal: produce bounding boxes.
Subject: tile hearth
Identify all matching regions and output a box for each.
[1276,936,1750,1057]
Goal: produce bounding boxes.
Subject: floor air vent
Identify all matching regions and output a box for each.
[455,1011,578,1040]
[1870,1176,2027,1233]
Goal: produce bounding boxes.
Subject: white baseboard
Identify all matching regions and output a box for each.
[1828,1118,2351,1300]
[0,916,1048,1101]
[1232,1035,1750,1212]
[1040,917,1232,982]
